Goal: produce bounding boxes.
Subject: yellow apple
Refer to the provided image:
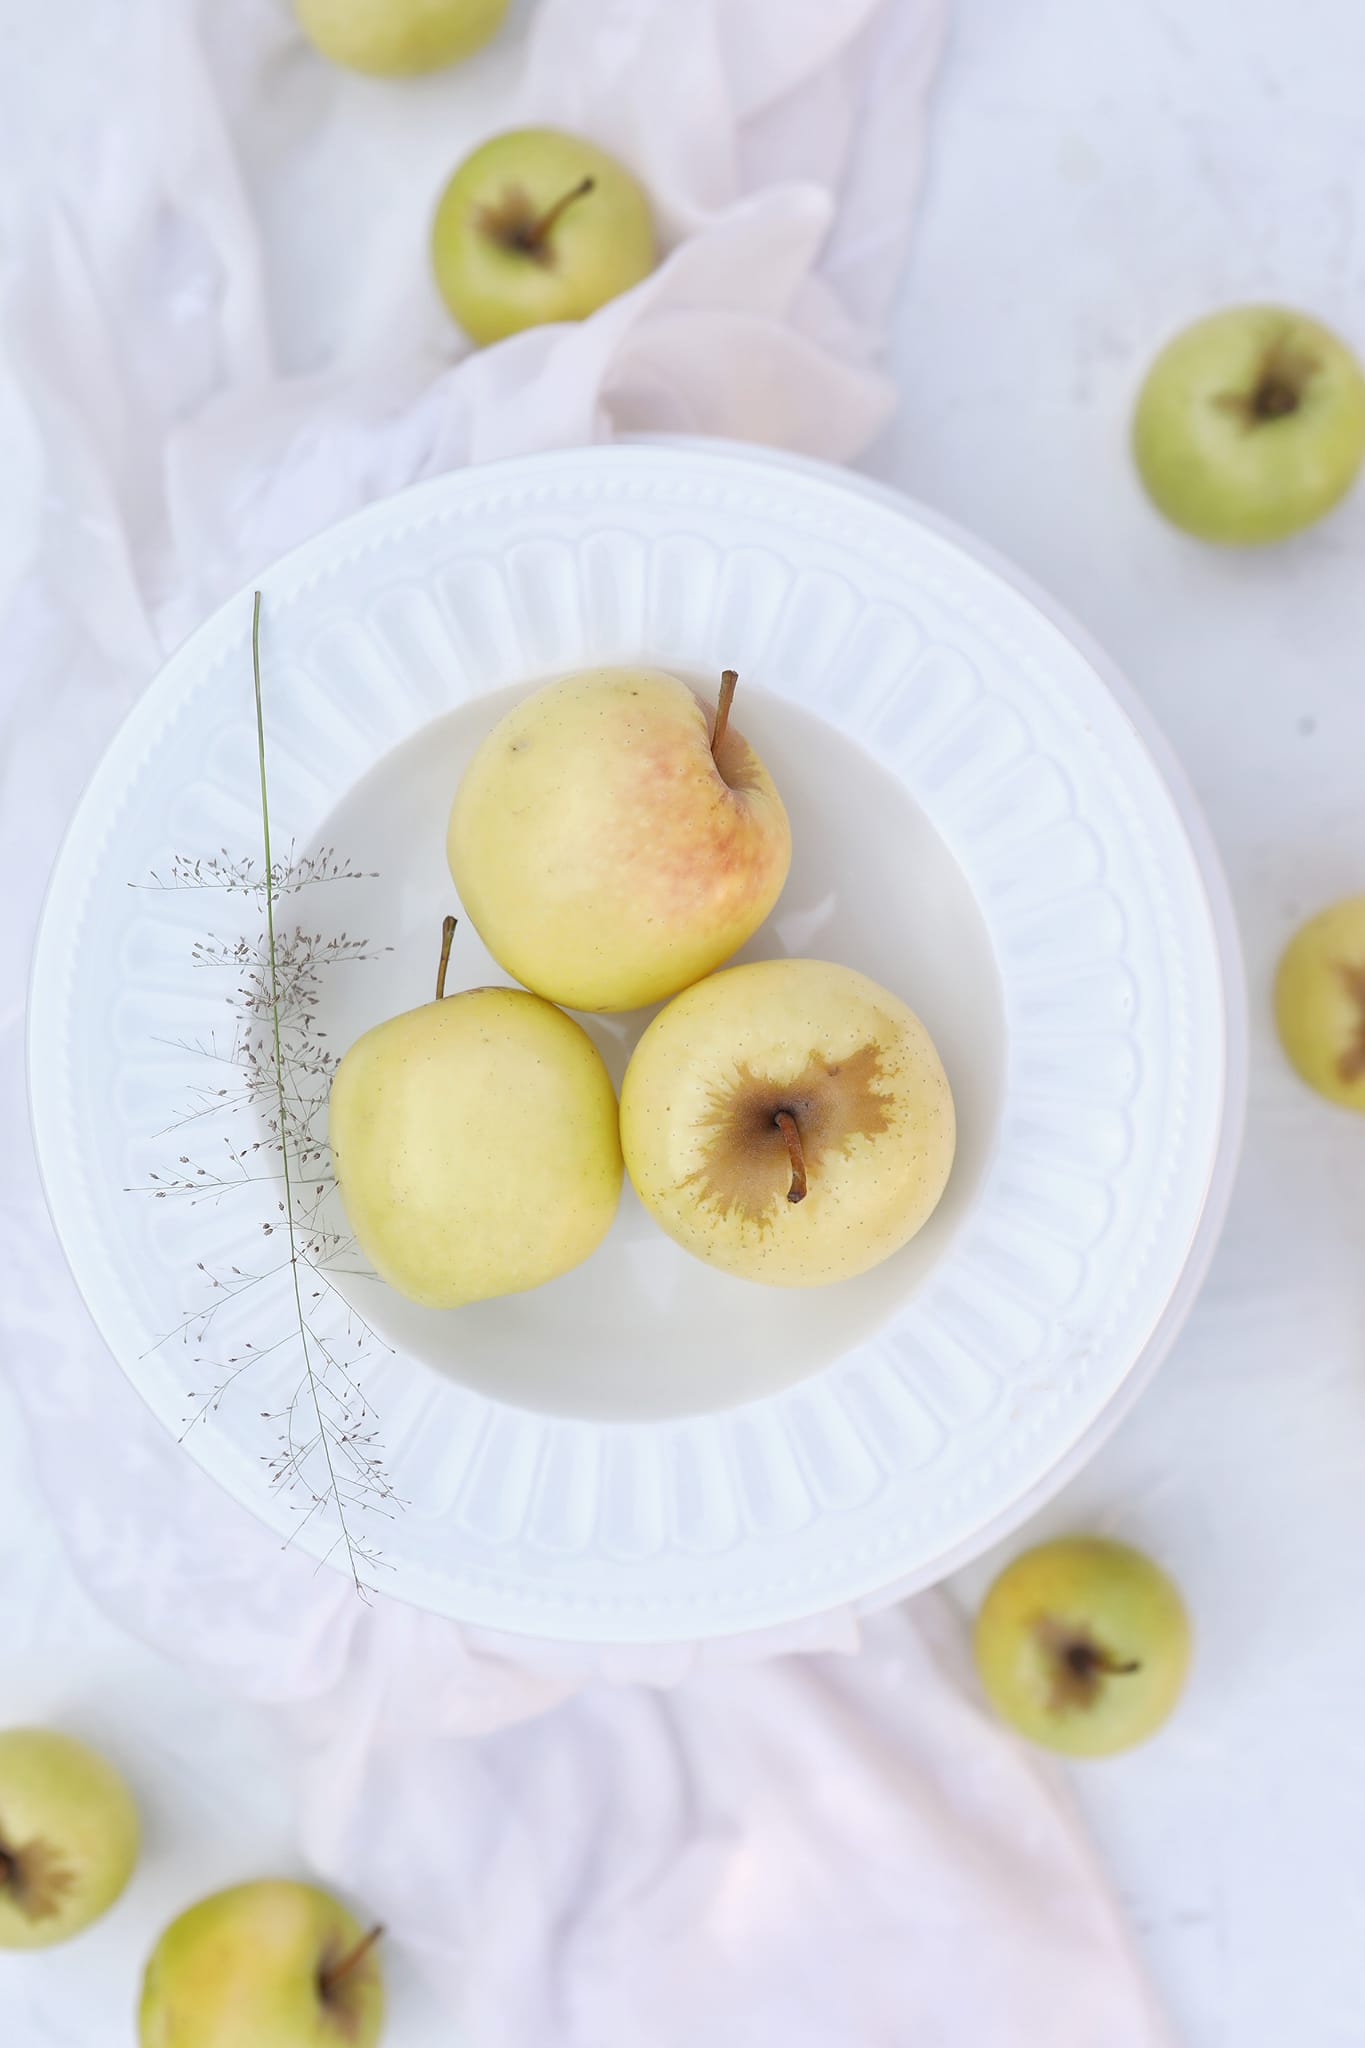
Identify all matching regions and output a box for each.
[329,925,623,1306]
[295,0,508,76]
[1274,892,1365,1109]
[974,1537,1191,1757]
[139,1880,383,2048]
[0,1728,138,1949]
[431,128,655,345]
[448,667,791,1014]
[618,957,955,1286]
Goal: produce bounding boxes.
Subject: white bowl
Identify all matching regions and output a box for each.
[28,441,1243,1641]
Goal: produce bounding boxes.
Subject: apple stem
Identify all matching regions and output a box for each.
[522,176,595,251]
[0,1848,11,1888]
[320,1924,384,2000]
[773,1110,808,1204]
[435,915,458,1001]
[1067,1641,1140,1680]
[711,669,739,764]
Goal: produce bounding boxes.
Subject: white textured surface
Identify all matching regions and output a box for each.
[871,6,1365,2048]
[29,444,1228,1636]
[3,4,1365,2048]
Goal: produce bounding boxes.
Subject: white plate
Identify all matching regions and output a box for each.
[29,441,1240,1641]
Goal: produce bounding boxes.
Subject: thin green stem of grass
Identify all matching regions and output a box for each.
[252,590,364,1597]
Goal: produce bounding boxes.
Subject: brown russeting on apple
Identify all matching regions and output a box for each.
[0,1832,78,1922]
[684,1040,892,1229]
[1334,960,1365,1082]
[1036,1618,1141,1713]
[1212,330,1322,427]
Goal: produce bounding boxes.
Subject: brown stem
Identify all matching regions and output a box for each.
[1066,1641,1140,1680]
[435,915,458,1001]
[1212,333,1320,428]
[0,1848,12,1888]
[319,1924,384,2001]
[773,1110,807,1204]
[522,176,595,251]
[711,670,739,764]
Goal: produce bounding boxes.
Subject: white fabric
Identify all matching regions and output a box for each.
[0,2,1168,2040]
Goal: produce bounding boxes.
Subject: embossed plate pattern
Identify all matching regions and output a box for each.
[29,443,1235,1640]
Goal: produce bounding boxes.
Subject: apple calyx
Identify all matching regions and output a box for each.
[318,1923,384,2007]
[435,914,459,1000]
[1038,1620,1141,1712]
[1215,333,1320,427]
[772,1110,808,1203]
[480,178,596,264]
[0,1832,77,1922]
[1334,960,1365,1082]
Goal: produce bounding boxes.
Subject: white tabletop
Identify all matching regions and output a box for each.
[886,5,1365,2044]
[5,2,1365,2043]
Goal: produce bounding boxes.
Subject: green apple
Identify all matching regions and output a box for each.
[295,0,508,76]
[329,919,623,1306]
[1133,304,1365,543]
[974,1537,1191,1757]
[0,1728,138,1949]
[1275,892,1365,1110]
[431,127,655,345]
[139,1880,383,2048]
[619,958,956,1286]
[449,668,790,1014]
